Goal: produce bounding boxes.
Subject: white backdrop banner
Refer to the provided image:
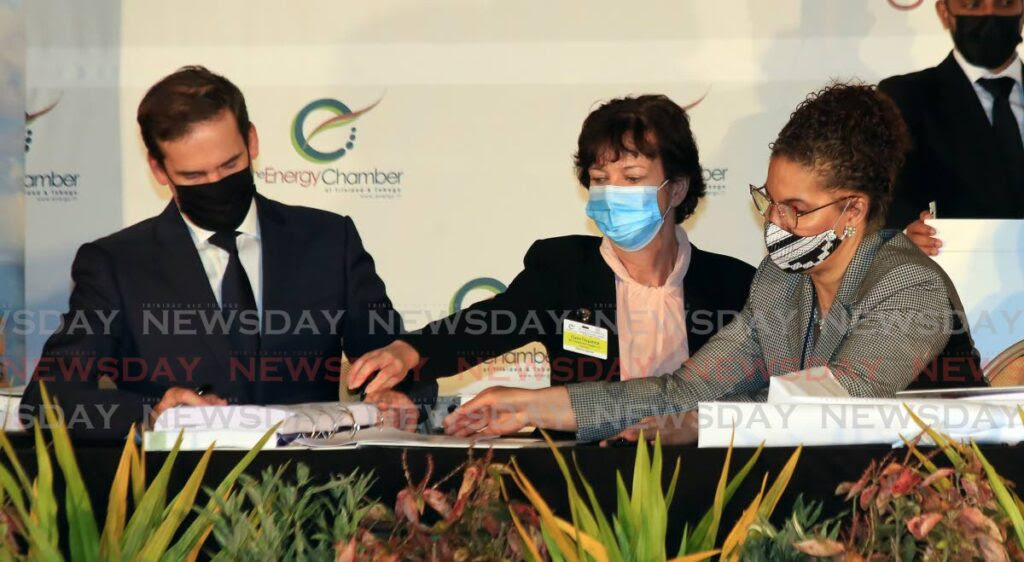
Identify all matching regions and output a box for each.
[21,0,1022,385]
[23,0,122,381]
[1,0,24,383]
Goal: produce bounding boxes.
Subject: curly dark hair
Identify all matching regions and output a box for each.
[770,82,910,230]
[574,95,706,224]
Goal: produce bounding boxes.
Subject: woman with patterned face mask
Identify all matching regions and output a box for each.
[444,83,980,443]
[346,95,756,430]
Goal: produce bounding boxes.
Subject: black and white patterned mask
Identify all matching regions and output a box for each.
[764,201,851,273]
[765,221,839,272]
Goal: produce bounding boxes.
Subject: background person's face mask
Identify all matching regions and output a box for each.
[173,166,257,233]
[764,201,851,273]
[586,180,670,252]
[952,12,1023,69]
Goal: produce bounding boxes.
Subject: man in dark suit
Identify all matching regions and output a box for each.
[881,0,1024,255]
[21,66,420,439]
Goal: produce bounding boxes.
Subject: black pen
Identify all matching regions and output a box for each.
[194,384,214,396]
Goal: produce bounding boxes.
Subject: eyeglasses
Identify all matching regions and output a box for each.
[749,184,853,232]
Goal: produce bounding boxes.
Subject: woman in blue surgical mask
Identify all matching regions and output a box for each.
[347,95,756,430]
[443,83,981,443]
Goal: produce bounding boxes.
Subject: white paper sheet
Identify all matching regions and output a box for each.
[926,218,1024,363]
[293,427,571,449]
[766,367,850,403]
[151,402,379,434]
[697,397,1024,448]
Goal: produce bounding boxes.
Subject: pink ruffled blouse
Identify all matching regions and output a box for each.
[599,226,692,380]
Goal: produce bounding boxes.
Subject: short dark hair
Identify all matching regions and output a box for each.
[770,82,910,230]
[137,65,250,163]
[574,95,706,224]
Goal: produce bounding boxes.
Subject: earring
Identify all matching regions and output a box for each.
[843,225,856,239]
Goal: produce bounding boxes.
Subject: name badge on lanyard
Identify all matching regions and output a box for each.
[563,318,609,360]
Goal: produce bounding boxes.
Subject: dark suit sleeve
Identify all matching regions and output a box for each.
[21,243,146,439]
[401,240,562,383]
[880,77,930,229]
[339,216,402,357]
[337,217,437,402]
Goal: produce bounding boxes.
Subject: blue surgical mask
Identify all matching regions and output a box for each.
[586,180,669,252]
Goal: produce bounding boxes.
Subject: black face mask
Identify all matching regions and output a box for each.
[172,166,256,233]
[952,13,1023,69]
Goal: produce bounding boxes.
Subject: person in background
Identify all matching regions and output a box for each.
[882,0,1023,255]
[347,95,756,427]
[443,83,981,443]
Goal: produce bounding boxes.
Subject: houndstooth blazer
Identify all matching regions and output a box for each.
[567,230,958,441]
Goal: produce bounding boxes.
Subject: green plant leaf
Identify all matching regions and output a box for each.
[131,434,146,508]
[38,383,100,562]
[509,458,581,562]
[0,426,32,492]
[667,549,720,562]
[120,430,183,559]
[681,440,763,556]
[614,472,634,556]
[971,440,1024,552]
[665,454,682,509]
[630,436,649,527]
[645,433,667,561]
[163,423,280,561]
[508,503,544,562]
[0,460,63,561]
[32,423,59,551]
[138,442,216,560]
[0,464,25,518]
[100,425,138,560]
[756,445,801,520]
[571,452,625,562]
[632,436,654,561]
[720,474,767,560]
[904,403,964,469]
[687,433,733,553]
[538,430,600,560]
[899,434,952,492]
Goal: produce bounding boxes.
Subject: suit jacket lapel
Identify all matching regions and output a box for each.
[254,194,295,350]
[683,246,714,356]
[788,275,814,369]
[811,232,886,364]
[935,53,1007,200]
[153,201,231,375]
[577,240,620,364]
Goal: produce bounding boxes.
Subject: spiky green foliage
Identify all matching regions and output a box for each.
[204,463,375,561]
[508,432,800,562]
[739,495,843,561]
[0,382,273,561]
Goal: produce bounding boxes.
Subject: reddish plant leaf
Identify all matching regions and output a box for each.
[395,488,421,525]
[920,468,955,489]
[422,488,452,519]
[958,506,1003,542]
[906,512,944,539]
[793,538,845,556]
[892,467,922,496]
[860,485,879,511]
[974,534,1011,562]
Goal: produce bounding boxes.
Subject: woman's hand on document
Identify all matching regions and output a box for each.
[347,340,421,394]
[600,411,698,447]
[443,386,577,437]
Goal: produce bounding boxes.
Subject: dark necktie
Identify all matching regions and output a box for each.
[208,231,260,358]
[977,77,1024,168]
